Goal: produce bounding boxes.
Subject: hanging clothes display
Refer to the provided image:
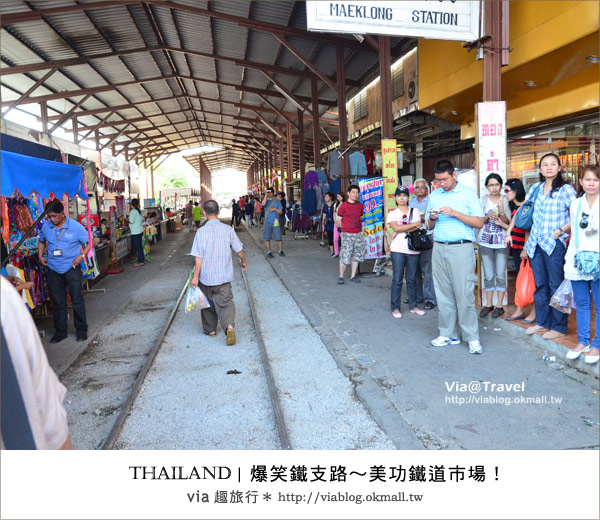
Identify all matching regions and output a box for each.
[365,148,375,174]
[327,151,341,179]
[329,178,342,196]
[302,188,317,213]
[348,151,368,176]
[304,170,319,190]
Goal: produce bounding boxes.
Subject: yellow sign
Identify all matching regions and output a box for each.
[381,139,398,222]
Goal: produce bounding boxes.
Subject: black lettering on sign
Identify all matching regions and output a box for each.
[411,10,458,26]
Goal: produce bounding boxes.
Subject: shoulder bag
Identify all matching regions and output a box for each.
[406,208,433,251]
[514,182,542,231]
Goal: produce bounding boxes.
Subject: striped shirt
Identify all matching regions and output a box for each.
[525,182,576,258]
[510,207,526,250]
[427,182,484,242]
[190,219,243,286]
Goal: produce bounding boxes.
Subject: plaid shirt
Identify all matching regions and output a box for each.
[525,182,576,258]
[190,219,243,286]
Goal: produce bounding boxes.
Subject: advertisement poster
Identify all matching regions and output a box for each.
[381,139,398,221]
[476,101,507,196]
[359,177,385,259]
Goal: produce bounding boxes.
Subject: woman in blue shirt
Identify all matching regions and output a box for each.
[321,192,336,256]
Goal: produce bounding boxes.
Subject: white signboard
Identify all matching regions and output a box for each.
[476,101,507,195]
[306,1,480,41]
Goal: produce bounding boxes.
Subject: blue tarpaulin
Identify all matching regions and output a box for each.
[1,150,88,199]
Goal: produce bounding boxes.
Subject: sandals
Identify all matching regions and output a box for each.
[410,308,426,316]
[392,310,402,319]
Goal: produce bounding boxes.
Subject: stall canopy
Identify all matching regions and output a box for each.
[1,150,88,199]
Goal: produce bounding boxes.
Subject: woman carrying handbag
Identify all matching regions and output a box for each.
[564,165,599,364]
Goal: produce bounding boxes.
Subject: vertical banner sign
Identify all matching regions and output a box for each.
[109,205,117,264]
[359,178,385,259]
[381,139,399,220]
[476,101,507,196]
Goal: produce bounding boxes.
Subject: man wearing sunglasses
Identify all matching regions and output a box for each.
[38,199,90,344]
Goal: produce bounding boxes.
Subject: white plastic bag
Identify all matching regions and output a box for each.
[549,279,576,314]
[185,286,210,313]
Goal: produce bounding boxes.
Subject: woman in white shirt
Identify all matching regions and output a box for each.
[386,186,423,319]
[564,165,600,364]
[478,173,511,319]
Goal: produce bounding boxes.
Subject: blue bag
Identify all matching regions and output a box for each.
[514,182,542,231]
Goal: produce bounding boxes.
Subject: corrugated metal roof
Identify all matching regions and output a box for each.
[1,0,410,172]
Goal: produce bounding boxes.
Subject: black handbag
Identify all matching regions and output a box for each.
[406,208,433,251]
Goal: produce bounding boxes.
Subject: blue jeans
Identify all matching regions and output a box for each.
[391,252,420,311]
[530,242,568,333]
[131,233,145,264]
[571,279,600,349]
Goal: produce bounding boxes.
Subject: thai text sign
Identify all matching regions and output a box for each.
[359,177,385,260]
[476,101,507,195]
[306,1,480,41]
[381,139,398,222]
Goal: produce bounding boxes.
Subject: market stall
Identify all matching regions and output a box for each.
[1,149,93,312]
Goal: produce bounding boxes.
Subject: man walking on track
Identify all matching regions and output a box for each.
[190,200,247,346]
[261,188,285,258]
[336,184,364,284]
[426,160,485,354]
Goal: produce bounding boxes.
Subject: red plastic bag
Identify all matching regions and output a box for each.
[514,258,535,307]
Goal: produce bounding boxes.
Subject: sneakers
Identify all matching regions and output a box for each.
[350,277,361,283]
[226,328,236,346]
[431,336,461,347]
[49,334,67,344]
[468,340,483,354]
[337,277,344,284]
[266,251,274,258]
[278,250,285,257]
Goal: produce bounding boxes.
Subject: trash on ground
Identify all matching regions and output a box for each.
[357,357,371,363]
[185,345,190,349]
[493,327,502,332]
[542,352,556,362]
[226,369,242,375]
[483,327,488,330]
[583,419,600,426]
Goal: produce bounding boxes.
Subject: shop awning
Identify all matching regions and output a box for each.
[1,150,88,199]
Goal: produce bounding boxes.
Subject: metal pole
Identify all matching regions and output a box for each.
[298,108,306,198]
[379,35,394,139]
[311,79,321,167]
[336,45,349,193]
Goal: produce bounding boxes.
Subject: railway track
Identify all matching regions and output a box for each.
[101,253,292,450]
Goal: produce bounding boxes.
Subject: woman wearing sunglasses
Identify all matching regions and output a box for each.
[564,165,600,364]
[523,153,577,340]
[500,179,536,324]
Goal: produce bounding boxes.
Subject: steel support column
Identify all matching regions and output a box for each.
[311,79,321,167]
[287,121,294,185]
[336,46,349,193]
[298,108,306,197]
[279,137,285,187]
[379,35,394,139]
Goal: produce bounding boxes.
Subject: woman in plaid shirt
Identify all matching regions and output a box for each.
[525,153,577,340]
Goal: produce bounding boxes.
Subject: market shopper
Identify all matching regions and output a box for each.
[426,160,485,354]
[1,277,73,449]
[125,198,144,267]
[253,198,263,227]
[231,199,240,227]
[333,192,345,258]
[244,196,254,227]
[564,165,600,364]
[478,173,511,319]
[336,184,364,284]
[261,188,284,257]
[501,179,536,323]
[190,200,247,347]
[524,153,577,340]
[37,199,90,343]
[321,192,336,256]
[387,186,424,318]
[409,178,436,309]
[192,201,203,229]
[185,200,194,232]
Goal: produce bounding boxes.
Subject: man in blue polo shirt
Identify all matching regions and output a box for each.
[38,200,90,344]
[427,160,485,354]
